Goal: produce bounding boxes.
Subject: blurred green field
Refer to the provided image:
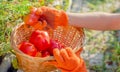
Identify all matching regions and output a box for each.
[0,0,120,72]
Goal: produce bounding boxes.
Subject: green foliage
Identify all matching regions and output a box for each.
[12,57,19,69]
[87,0,106,5]
[0,42,11,56]
[117,68,120,72]
[0,1,31,56]
[114,42,120,55]
[85,0,117,12]
[111,42,120,65]
[62,0,70,11]
[90,65,102,71]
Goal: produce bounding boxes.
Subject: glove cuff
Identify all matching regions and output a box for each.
[59,10,68,27]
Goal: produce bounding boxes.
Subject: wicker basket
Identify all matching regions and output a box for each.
[10,23,85,72]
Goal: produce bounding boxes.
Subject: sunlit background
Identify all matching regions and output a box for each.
[0,0,120,72]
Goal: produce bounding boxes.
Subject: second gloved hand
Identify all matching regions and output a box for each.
[44,47,87,72]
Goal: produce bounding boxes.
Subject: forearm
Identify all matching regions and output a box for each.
[67,12,120,30]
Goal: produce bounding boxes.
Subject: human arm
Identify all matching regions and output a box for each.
[67,12,120,30]
[25,7,120,30]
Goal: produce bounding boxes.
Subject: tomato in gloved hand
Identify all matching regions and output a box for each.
[19,42,37,57]
[29,30,50,51]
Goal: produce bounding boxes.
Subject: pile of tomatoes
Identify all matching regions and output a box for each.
[19,30,65,57]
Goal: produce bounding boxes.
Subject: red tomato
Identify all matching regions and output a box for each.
[29,30,50,51]
[19,42,37,57]
[48,39,64,55]
[41,51,50,57]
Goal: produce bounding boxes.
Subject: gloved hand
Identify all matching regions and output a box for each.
[37,6,68,28]
[24,6,68,29]
[44,47,87,72]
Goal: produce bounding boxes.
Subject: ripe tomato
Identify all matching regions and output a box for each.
[41,51,50,57]
[29,30,50,51]
[19,42,37,57]
[48,39,64,55]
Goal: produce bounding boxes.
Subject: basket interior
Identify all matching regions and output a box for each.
[11,23,85,53]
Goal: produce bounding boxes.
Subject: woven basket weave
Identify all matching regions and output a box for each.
[10,23,85,72]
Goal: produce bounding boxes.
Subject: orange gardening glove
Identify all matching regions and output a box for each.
[44,47,87,72]
[36,6,68,28]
